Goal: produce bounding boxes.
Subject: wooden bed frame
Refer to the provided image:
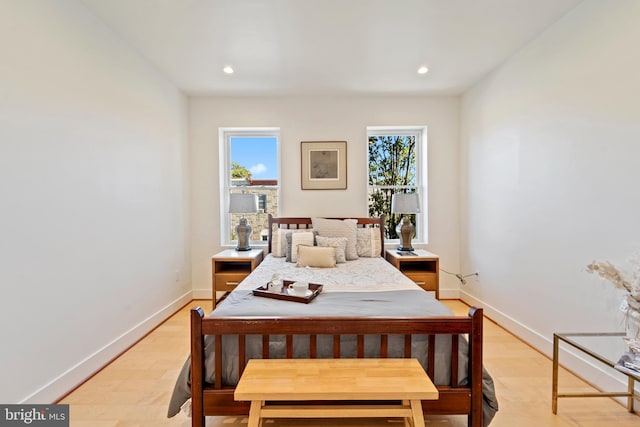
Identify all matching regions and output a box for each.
[189,216,484,427]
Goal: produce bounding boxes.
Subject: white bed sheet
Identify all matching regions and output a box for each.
[234,253,420,293]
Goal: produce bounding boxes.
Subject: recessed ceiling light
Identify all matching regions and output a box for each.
[417,66,429,75]
[223,66,234,74]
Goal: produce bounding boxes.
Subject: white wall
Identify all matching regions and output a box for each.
[189,96,461,298]
[0,1,190,403]
[460,0,640,395]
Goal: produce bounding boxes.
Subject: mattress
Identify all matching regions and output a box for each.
[234,253,420,292]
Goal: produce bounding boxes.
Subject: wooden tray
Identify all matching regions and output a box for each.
[253,280,323,304]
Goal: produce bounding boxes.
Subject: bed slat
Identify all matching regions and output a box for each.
[427,334,436,378]
[262,335,269,359]
[286,335,293,358]
[238,335,246,376]
[214,335,222,390]
[357,335,365,358]
[404,335,411,358]
[381,334,388,358]
[310,334,317,358]
[451,335,459,386]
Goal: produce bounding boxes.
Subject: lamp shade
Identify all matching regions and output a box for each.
[229,193,258,214]
[391,193,420,214]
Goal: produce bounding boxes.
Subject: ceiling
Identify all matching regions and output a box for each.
[82,0,583,96]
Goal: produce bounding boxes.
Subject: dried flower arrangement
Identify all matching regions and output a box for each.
[586,257,640,339]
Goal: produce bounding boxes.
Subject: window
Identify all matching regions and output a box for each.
[257,194,267,212]
[367,126,427,242]
[220,128,280,246]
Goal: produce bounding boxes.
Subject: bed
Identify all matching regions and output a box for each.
[168,215,498,427]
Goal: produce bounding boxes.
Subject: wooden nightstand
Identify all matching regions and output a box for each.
[385,249,440,299]
[212,249,264,307]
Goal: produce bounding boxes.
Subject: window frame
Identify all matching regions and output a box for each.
[366,126,428,244]
[219,127,280,247]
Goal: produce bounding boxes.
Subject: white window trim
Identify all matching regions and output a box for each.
[366,126,428,244]
[219,127,280,247]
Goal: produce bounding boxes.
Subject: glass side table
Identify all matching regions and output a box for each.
[552,332,639,414]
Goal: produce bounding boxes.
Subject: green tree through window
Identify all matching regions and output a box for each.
[231,162,251,179]
[368,132,421,240]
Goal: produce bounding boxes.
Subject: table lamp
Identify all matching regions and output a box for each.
[391,192,420,251]
[229,193,259,251]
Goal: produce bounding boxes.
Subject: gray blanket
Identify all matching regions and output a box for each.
[167,289,498,425]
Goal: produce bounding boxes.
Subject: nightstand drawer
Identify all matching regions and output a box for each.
[404,272,437,291]
[215,272,248,291]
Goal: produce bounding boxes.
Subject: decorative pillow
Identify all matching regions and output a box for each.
[311,218,358,260]
[272,228,314,257]
[356,227,382,257]
[316,236,347,263]
[271,229,288,257]
[297,245,336,268]
[285,231,315,263]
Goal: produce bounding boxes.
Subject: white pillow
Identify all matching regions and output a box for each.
[316,236,347,263]
[297,245,337,268]
[356,227,382,257]
[272,228,313,257]
[311,218,358,260]
[271,229,288,257]
[285,231,315,263]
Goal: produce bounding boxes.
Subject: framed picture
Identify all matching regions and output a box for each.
[301,141,347,190]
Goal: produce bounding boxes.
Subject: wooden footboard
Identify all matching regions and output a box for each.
[190,307,484,427]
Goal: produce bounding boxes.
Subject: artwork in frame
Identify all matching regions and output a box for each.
[300,141,347,190]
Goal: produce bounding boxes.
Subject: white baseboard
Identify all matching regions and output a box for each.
[460,290,639,409]
[192,288,212,300]
[439,288,460,300]
[22,291,193,404]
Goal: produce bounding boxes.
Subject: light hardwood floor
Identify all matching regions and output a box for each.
[60,300,639,426]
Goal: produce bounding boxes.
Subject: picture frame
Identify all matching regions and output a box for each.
[300,141,347,190]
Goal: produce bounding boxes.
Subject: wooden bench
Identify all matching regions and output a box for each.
[233,358,439,427]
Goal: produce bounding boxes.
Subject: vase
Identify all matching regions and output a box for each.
[624,295,640,340]
[627,317,640,340]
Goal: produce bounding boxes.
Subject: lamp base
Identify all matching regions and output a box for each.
[395,217,415,253]
[235,217,252,251]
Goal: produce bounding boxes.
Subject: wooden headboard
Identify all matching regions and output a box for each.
[267,214,385,257]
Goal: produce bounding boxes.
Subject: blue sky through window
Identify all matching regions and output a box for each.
[230,136,278,179]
